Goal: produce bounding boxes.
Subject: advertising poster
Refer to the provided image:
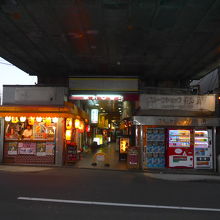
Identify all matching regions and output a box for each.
[18,142,36,155]
[33,124,46,139]
[46,142,55,155]
[36,142,46,156]
[8,142,18,155]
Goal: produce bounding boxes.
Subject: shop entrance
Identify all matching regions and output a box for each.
[68,94,136,170]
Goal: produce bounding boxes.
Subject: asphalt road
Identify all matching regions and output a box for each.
[0,167,220,220]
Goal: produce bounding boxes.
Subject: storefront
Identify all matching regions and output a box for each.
[0,103,88,166]
[133,116,219,171]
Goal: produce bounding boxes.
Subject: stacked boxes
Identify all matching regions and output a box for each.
[145,128,165,168]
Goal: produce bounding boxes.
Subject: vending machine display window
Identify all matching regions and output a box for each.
[194,130,212,169]
[145,128,165,168]
[169,130,190,147]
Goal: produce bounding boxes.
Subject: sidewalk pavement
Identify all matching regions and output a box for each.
[0,164,220,182]
[144,172,220,182]
[0,165,53,173]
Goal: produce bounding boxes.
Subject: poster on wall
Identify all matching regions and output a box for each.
[18,142,36,155]
[36,142,46,156]
[46,142,55,155]
[33,124,46,139]
[8,142,18,155]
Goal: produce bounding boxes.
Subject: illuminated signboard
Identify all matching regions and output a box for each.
[70,95,123,101]
[91,109,99,124]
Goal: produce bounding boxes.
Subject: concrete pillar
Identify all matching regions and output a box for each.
[55,118,64,166]
[0,118,4,163]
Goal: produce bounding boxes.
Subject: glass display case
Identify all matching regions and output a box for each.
[145,128,165,168]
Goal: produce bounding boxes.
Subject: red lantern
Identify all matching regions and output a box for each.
[85,125,91,132]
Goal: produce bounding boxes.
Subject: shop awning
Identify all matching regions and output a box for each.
[0,102,89,120]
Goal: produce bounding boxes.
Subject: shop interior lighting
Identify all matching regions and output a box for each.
[19,116,26,122]
[36,117,42,122]
[5,116,11,122]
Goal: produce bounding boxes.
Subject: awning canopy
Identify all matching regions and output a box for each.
[0,102,89,120]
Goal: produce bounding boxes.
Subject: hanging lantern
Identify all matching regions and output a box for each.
[36,117,42,122]
[65,130,71,141]
[11,117,19,123]
[5,116,11,122]
[75,119,80,129]
[19,116,26,122]
[85,125,91,132]
[52,117,58,123]
[45,117,51,126]
[66,118,72,129]
[78,121,85,133]
[28,117,35,125]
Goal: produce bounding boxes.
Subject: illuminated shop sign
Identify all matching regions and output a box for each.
[91,109,99,124]
[70,94,123,101]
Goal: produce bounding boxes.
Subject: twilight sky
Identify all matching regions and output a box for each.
[0,57,37,88]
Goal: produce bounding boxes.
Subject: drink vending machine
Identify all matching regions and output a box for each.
[194,130,212,169]
[167,129,194,168]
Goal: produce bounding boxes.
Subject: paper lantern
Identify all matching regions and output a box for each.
[65,130,71,141]
[75,119,80,129]
[52,117,58,123]
[19,116,26,122]
[11,117,19,123]
[5,116,11,122]
[66,118,72,129]
[78,121,85,133]
[36,117,42,122]
[28,117,35,125]
[45,117,51,126]
[85,125,90,132]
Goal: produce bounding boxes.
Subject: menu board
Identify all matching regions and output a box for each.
[127,147,139,168]
[145,128,165,168]
[119,138,129,153]
[66,144,78,162]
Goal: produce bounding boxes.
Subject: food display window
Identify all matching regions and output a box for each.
[3,116,58,164]
[5,117,56,141]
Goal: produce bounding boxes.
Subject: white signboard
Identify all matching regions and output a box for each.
[140,94,215,112]
[91,109,99,124]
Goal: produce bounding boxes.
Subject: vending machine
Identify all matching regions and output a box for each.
[194,130,213,169]
[167,129,194,168]
[145,128,165,168]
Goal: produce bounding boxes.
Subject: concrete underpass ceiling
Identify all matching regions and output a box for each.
[0,0,220,83]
